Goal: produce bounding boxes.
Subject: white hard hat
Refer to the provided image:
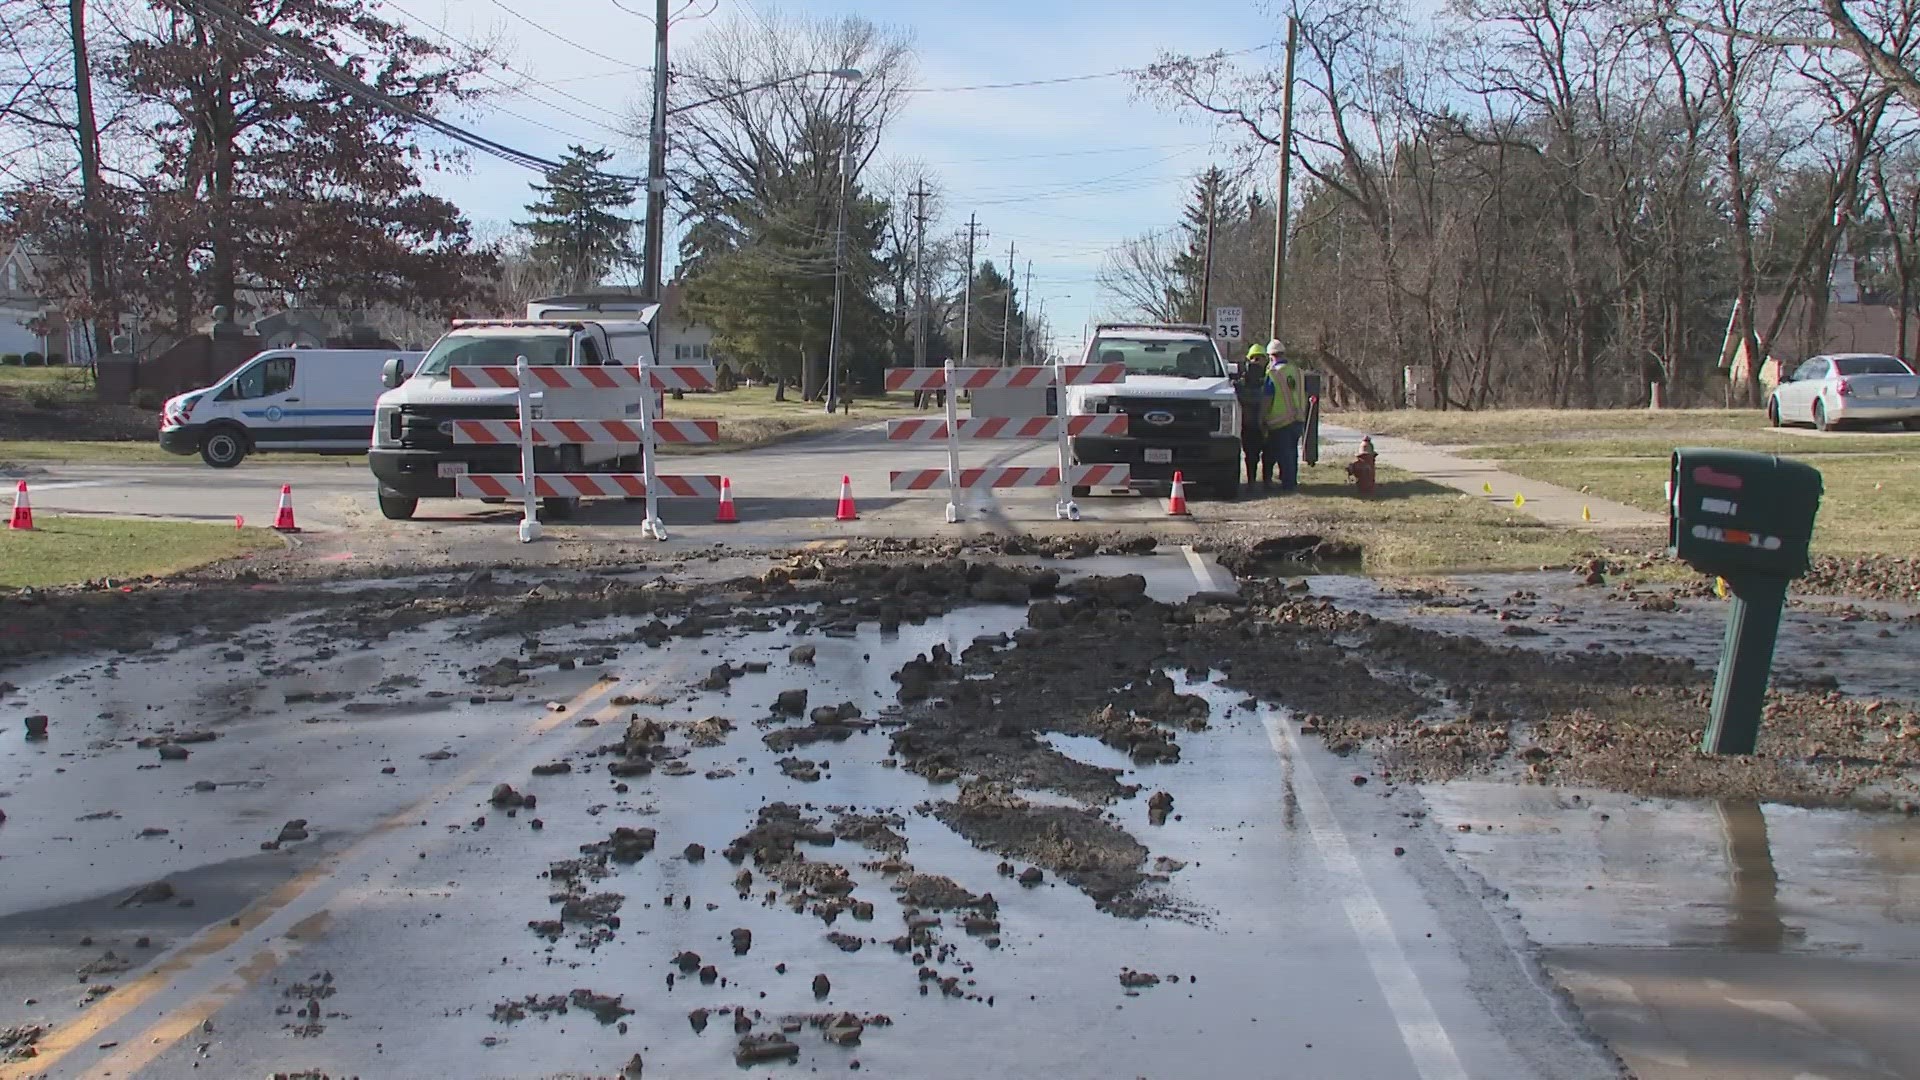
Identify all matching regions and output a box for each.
[1266,339,1284,358]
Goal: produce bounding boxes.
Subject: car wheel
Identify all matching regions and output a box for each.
[1767,398,1782,428]
[376,488,418,520]
[199,427,248,469]
[1813,399,1833,432]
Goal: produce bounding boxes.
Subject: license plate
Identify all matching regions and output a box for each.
[1144,448,1173,464]
[436,462,468,478]
[1877,384,1898,397]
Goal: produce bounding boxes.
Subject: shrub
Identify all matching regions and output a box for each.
[22,350,43,366]
[0,353,20,366]
[47,352,65,365]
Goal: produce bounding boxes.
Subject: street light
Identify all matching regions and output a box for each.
[824,66,863,415]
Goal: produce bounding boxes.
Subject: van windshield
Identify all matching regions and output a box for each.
[414,334,571,376]
[1089,335,1224,378]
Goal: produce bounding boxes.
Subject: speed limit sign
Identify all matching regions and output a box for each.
[1212,306,1243,342]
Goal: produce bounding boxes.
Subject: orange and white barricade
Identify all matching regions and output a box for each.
[882,359,1128,523]
[448,358,718,542]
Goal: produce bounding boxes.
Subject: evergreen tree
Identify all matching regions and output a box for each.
[1169,168,1236,324]
[518,145,642,292]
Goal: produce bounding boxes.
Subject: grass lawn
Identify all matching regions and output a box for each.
[1332,407,1768,445]
[669,386,921,453]
[0,440,177,464]
[0,364,93,400]
[0,516,282,589]
[1477,449,1918,557]
[1210,464,1638,574]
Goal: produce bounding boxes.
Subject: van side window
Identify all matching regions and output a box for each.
[218,356,296,400]
[578,337,604,366]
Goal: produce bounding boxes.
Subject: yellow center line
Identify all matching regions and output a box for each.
[3,676,628,1080]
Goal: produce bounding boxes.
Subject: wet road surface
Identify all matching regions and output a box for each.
[1,558,1913,1078]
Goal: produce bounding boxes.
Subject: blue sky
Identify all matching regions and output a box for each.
[391,0,1282,353]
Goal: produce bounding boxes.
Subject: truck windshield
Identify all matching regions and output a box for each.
[1089,336,1223,378]
[414,334,570,376]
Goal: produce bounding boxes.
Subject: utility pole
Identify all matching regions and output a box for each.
[641,0,670,300]
[1019,259,1032,362]
[1200,176,1216,331]
[911,186,930,369]
[69,0,109,359]
[960,214,984,368]
[1269,15,1298,346]
[825,82,855,413]
[1000,240,1016,365]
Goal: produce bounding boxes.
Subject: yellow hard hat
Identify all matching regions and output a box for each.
[1246,343,1267,359]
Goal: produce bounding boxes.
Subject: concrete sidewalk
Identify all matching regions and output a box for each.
[1320,424,1663,531]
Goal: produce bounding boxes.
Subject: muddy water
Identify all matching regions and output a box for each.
[1423,782,1920,1079]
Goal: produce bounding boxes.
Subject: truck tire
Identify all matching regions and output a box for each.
[200,426,248,469]
[541,496,578,520]
[1210,469,1241,501]
[377,487,418,520]
[1071,485,1091,498]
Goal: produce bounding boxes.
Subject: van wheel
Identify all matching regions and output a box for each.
[377,488,418,520]
[200,427,248,469]
[541,496,578,520]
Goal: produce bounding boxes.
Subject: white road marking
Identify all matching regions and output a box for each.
[1260,709,1470,1080]
[5,480,125,494]
[1181,544,1221,592]
[1728,998,1830,1034]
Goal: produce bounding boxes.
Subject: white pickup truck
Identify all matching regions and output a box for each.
[367,309,658,521]
[1065,322,1243,498]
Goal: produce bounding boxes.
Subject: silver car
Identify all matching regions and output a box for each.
[1767,353,1920,431]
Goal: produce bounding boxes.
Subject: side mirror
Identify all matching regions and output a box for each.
[1227,360,1242,380]
[382,356,406,389]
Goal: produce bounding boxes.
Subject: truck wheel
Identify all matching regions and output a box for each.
[200,426,248,469]
[1905,417,1920,431]
[1071,485,1091,499]
[377,487,418,520]
[541,496,579,520]
[1211,470,1241,501]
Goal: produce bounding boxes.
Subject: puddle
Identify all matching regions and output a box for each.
[1039,732,1138,775]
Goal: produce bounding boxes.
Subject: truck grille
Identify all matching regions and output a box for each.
[1114,398,1217,439]
[395,404,517,449]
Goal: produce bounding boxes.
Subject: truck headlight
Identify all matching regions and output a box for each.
[375,407,399,446]
[1217,401,1239,435]
[1082,396,1111,414]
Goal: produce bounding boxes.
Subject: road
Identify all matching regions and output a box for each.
[6,420,1183,543]
[4,553,1914,1079]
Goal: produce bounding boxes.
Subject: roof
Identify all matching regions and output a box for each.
[1750,296,1904,362]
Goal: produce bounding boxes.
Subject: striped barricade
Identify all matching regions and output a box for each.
[882,363,1124,392]
[886,414,1128,442]
[449,364,716,391]
[889,464,1131,491]
[456,473,723,500]
[878,359,1130,523]
[450,419,718,445]
[453,357,725,543]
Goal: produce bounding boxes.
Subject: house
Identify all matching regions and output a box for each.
[1722,251,1906,393]
[0,242,98,363]
[658,281,718,366]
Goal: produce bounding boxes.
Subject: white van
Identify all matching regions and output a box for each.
[159,348,422,469]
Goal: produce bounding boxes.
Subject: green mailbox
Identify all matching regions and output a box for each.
[1668,448,1824,755]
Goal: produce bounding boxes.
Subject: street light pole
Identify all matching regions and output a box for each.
[824,68,862,414]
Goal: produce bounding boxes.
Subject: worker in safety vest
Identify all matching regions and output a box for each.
[1262,340,1308,492]
[1235,343,1271,485]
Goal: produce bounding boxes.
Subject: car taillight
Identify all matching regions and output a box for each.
[1835,377,1853,397]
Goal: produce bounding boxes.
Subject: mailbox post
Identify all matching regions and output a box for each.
[1668,449,1823,755]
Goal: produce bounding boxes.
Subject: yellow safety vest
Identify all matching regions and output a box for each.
[1265,362,1306,427]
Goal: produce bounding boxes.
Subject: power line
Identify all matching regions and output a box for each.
[485,0,651,73]
[903,46,1272,95]
[380,0,636,125]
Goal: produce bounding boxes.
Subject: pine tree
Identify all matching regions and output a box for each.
[518,146,642,292]
[1169,167,1233,324]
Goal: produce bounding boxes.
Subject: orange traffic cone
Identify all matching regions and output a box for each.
[1166,471,1190,517]
[835,475,858,521]
[8,480,31,530]
[716,476,738,523]
[271,484,300,532]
